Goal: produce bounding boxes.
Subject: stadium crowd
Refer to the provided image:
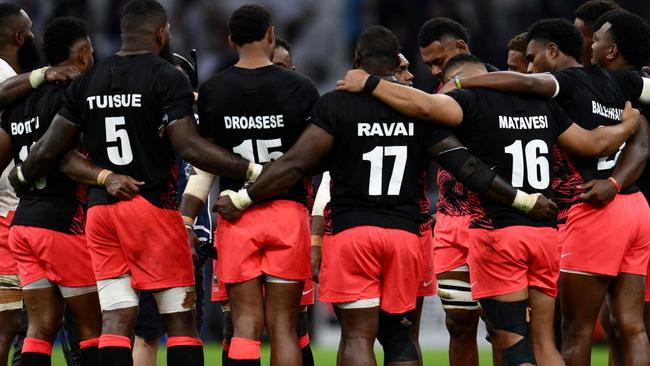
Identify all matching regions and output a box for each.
[0,1,649,366]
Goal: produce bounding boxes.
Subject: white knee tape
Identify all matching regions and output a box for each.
[335,298,380,309]
[97,275,139,311]
[0,300,22,311]
[437,279,478,310]
[58,285,98,299]
[152,286,196,314]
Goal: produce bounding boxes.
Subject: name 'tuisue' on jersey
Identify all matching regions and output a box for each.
[0,83,86,233]
[448,88,573,229]
[312,89,453,235]
[198,65,319,205]
[58,53,195,209]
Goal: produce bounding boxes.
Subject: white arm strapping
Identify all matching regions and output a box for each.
[183,167,215,203]
[311,172,331,216]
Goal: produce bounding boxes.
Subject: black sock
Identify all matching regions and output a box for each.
[99,347,132,366]
[168,345,203,366]
[228,359,261,366]
[302,344,315,366]
[222,348,230,366]
[81,346,99,366]
[21,353,51,366]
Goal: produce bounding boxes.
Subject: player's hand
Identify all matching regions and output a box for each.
[213,195,243,221]
[8,166,30,196]
[104,174,144,200]
[186,227,200,264]
[438,79,457,94]
[311,245,322,283]
[527,194,558,220]
[45,65,81,83]
[336,69,370,93]
[621,101,640,129]
[578,179,617,208]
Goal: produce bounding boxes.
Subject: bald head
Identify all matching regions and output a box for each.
[0,4,31,45]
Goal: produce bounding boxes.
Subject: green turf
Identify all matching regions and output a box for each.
[38,343,610,365]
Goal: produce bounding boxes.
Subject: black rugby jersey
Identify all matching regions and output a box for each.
[58,53,195,209]
[198,65,319,205]
[550,65,644,195]
[312,89,452,235]
[448,88,572,229]
[0,83,86,233]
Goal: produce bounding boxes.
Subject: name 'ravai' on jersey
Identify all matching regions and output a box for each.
[357,122,414,136]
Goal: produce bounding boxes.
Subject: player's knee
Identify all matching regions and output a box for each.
[615,317,646,339]
[445,311,479,338]
[377,310,419,363]
[163,310,198,338]
[479,298,535,365]
[438,278,480,337]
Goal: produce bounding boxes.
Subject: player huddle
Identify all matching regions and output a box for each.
[0,0,648,366]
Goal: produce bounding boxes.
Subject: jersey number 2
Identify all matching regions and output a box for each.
[105,117,133,165]
[362,146,407,196]
[504,139,549,189]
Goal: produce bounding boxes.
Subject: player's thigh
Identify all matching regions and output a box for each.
[558,272,610,334]
[609,273,646,331]
[335,307,380,340]
[227,277,265,340]
[63,290,102,340]
[528,288,557,342]
[264,281,303,334]
[23,286,64,341]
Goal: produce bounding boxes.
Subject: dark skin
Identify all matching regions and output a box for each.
[453,37,650,366]
[0,65,82,110]
[420,36,469,79]
[0,307,20,366]
[0,9,34,74]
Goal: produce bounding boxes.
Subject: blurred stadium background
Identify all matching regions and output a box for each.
[4,0,649,364]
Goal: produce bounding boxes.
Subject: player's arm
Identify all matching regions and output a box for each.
[179,167,216,262]
[59,148,144,200]
[448,71,558,98]
[579,114,650,207]
[215,124,333,221]
[310,172,331,282]
[0,66,81,110]
[430,135,557,220]
[166,116,254,182]
[10,114,80,194]
[336,70,463,126]
[557,101,640,157]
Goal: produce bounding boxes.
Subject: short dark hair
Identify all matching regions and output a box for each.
[575,0,620,26]
[418,17,469,48]
[593,9,650,69]
[228,4,272,46]
[526,19,583,62]
[508,32,528,53]
[442,53,484,81]
[275,37,291,54]
[356,25,401,72]
[121,0,167,34]
[43,17,88,66]
[0,3,23,42]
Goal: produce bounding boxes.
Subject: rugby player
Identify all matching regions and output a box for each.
[0,16,129,366]
[418,17,498,366]
[574,0,620,66]
[588,9,650,365]
[10,1,258,365]
[433,18,650,366]
[194,5,319,366]
[506,32,529,73]
[336,47,639,366]
[216,25,558,366]
[180,34,318,366]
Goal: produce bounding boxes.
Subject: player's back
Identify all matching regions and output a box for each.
[58,53,195,209]
[198,65,319,204]
[312,89,447,235]
[1,83,85,233]
[448,88,572,229]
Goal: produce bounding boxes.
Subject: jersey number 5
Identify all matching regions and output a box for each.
[504,139,549,189]
[362,146,407,196]
[105,116,133,165]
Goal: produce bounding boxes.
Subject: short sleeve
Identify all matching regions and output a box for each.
[158,67,194,127]
[549,70,573,100]
[310,94,336,135]
[57,76,86,129]
[421,122,454,147]
[446,89,477,123]
[297,77,320,128]
[549,101,573,136]
[609,69,643,101]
